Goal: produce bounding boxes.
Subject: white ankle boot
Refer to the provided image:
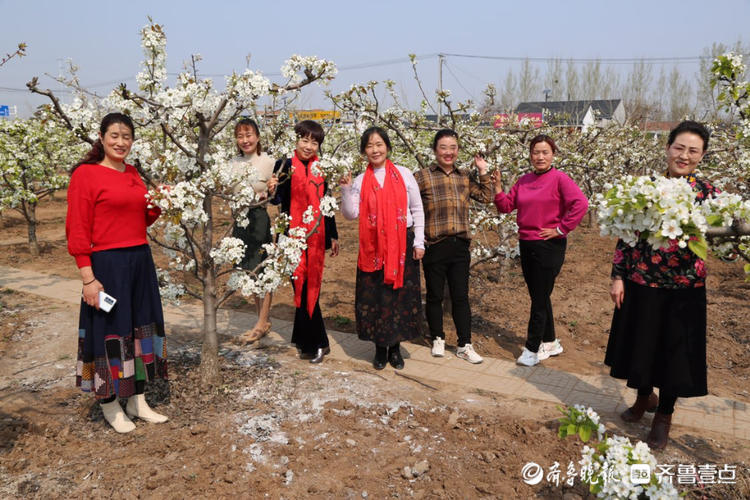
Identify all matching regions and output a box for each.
[101,399,136,433]
[125,394,168,423]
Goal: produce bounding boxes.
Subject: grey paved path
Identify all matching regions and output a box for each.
[1,265,748,441]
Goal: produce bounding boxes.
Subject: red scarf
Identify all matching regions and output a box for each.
[357,159,408,289]
[289,152,326,316]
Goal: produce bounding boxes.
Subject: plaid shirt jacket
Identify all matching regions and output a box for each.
[414,164,492,245]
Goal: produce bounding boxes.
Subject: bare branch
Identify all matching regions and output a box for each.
[26,78,94,145]
[409,56,437,115]
[0,43,27,67]
[705,221,750,238]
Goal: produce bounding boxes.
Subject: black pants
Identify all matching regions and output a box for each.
[291,281,329,355]
[519,239,566,353]
[423,237,472,347]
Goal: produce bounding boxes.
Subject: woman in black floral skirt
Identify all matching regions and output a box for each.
[606,120,718,450]
[340,127,425,370]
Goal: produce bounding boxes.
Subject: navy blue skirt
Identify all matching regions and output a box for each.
[76,245,167,399]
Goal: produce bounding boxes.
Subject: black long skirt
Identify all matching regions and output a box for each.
[355,230,423,347]
[232,206,272,271]
[605,279,707,397]
[77,245,168,400]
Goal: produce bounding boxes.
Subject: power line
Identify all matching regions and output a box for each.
[1,51,743,96]
[441,53,721,65]
[443,60,477,102]
[190,53,438,78]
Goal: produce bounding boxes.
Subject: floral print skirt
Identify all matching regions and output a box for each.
[605,279,707,397]
[355,230,423,347]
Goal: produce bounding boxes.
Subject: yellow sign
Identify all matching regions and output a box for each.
[289,109,341,121]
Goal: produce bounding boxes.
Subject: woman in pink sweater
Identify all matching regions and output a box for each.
[493,134,588,366]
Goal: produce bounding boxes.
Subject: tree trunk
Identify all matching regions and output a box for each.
[26,202,40,257]
[198,186,221,387]
[199,267,220,387]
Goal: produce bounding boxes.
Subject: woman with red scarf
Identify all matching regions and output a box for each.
[272,120,339,364]
[340,127,425,370]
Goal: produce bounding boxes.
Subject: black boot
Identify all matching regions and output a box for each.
[373,345,387,370]
[388,344,404,370]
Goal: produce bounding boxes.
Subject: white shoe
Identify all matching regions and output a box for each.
[516,347,540,367]
[538,339,563,361]
[431,338,445,357]
[101,399,136,433]
[126,394,169,423]
[456,344,483,364]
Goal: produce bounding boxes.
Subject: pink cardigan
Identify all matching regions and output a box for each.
[494,167,588,240]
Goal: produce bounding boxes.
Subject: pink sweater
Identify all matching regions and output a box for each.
[494,167,588,240]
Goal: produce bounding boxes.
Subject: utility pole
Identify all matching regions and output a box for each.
[437,53,444,126]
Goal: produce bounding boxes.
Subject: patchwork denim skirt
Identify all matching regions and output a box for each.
[76,245,168,399]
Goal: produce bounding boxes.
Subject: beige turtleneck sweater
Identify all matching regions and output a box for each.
[228,152,275,196]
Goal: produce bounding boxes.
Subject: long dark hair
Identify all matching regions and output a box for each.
[234,117,262,156]
[71,112,135,173]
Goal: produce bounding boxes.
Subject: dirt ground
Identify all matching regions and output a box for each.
[1,193,749,498]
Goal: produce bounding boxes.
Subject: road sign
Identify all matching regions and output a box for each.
[0,105,9,117]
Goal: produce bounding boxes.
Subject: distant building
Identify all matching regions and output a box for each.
[514,99,625,130]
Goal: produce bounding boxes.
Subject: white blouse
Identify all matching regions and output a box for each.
[341,164,425,249]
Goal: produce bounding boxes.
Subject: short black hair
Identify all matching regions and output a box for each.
[359,126,391,154]
[294,120,325,145]
[667,120,710,152]
[431,129,459,150]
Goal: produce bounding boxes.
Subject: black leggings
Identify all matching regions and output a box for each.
[637,386,677,414]
[100,380,145,404]
[519,239,567,352]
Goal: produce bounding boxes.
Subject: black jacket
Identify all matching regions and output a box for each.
[272,158,338,249]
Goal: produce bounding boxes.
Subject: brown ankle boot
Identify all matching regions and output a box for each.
[620,392,659,422]
[647,412,672,450]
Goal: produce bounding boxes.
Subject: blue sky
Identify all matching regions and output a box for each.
[2,0,748,116]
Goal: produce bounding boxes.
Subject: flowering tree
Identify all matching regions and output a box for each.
[327,58,736,268]
[0,114,84,255]
[29,21,337,384]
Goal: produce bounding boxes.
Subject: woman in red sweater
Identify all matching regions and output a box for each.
[67,113,168,433]
[493,134,588,367]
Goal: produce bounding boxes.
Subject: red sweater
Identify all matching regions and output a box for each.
[66,163,161,268]
[494,167,588,240]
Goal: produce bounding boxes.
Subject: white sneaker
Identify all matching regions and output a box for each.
[431,338,445,357]
[516,347,540,367]
[456,344,483,364]
[537,339,563,361]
